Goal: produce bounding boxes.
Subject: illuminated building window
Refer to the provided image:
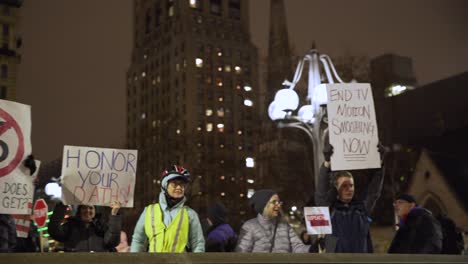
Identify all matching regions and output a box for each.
[231,177,235,181]
[221,192,225,197]
[239,193,244,197]
[220,160,224,164]
[152,79,156,85]
[217,66,223,72]
[141,113,146,119]
[217,81,223,87]
[219,144,224,148]
[197,126,202,131]
[197,143,202,147]
[234,66,242,74]
[143,54,147,59]
[238,146,243,150]
[218,96,224,102]
[247,189,255,198]
[244,85,252,92]
[245,157,255,168]
[244,99,253,107]
[206,109,213,116]
[217,123,224,132]
[220,175,225,180]
[189,0,201,9]
[176,129,181,134]
[247,179,254,184]
[157,76,161,83]
[237,130,242,135]
[141,72,146,77]
[176,63,180,71]
[217,108,224,117]
[152,121,157,128]
[206,123,213,132]
[195,58,203,67]
[225,65,231,72]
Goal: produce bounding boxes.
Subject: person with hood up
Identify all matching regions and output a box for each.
[130,165,205,253]
[236,189,314,253]
[204,201,237,252]
[388,194,442,254]
[48,201,122,252]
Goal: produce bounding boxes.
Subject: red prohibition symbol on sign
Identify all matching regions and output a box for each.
[0,107,25,178]
[33,199,48,228]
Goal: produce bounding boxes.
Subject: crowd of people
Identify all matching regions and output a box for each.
[0,146,465,255]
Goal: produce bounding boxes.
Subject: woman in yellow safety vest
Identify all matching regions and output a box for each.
[130,165,205,253]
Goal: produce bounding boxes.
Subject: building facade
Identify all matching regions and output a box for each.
[126,0,259,229]
[0,0,22,100]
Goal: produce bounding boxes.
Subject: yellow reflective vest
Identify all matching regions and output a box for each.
[144,203,189,252]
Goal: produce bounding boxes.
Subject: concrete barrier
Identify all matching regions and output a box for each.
[3,253,467,263]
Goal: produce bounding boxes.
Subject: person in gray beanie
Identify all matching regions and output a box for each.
[236,189,315,253]
[130,165,205,253]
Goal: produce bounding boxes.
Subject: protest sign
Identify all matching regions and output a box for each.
[326,83,381,171]
[304,207,332,235]
[61,145,137,207]
[0,100,33,214]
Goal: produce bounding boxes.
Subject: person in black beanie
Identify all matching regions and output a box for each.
[388,194,442,254]
[236,189,315,253]
[204,201,237,252]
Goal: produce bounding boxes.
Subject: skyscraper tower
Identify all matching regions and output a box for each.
[0,0,22,100]
[127,0,259,228]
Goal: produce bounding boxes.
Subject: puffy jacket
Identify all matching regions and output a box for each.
[130,192,205,252]
[48,203,122,252]
[315,165,384,253]
[236,214,310,253]
[388,207,442,254]
[206,223,237,252]
[0,214,16,253]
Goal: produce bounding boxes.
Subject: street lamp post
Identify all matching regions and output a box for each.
[268,48,345,187]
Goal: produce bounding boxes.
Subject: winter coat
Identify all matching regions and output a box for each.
[0,214,16,253]
[388,207,442,254]
[206,223,237,252]
[315,165,384,253]
[48,203,122,252]
[130,192,205,252]
[236,214,311,253]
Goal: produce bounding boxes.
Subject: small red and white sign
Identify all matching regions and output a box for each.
[304,207,332,235]
[33,199,48,228]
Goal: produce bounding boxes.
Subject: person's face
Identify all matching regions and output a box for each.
[263,194,282,219]
[336,176,354,203]
[79,205,95,222]
[167,179,186,198]
[393,199,415,218]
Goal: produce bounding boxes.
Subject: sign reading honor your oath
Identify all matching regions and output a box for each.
[0,100,35,215]
[325,83,381,171]
[304,207,332,235]
[61,146,138,207]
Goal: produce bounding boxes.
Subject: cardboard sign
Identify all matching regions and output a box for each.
[0,100,33,214]
[304,207,332,235]
[326,83,381,171]
[61,145,137,207]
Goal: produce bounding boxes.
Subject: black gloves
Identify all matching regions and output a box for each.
[323,143,334,162]
[24,154,37,176]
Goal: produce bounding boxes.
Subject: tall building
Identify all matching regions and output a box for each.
[0,0,22,100]
[126,0,259,229]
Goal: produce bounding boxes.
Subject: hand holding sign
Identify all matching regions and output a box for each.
[304,207,332,235]
[110,200,121,216]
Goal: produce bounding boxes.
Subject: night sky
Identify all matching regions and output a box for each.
[16,0,468,163]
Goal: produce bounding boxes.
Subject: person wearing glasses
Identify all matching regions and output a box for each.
[236,189,314,253]
[130,165,205,253]
[388,194,442,254]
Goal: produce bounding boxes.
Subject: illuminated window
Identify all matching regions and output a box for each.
[217,108,224,117]
[197,126,202,131]
[244,85,252,92]
[247,179,254,184]
[225,65,231,72]
[141,113,146,119]
[221,192,225,196]
[195,58,203,67]
[220,175,225,180]
[217,123,224,132]
[245,157,255,168]
[239,193,244,197]
[219,144,224,148]
[244,99,253,107]
[247,189,255,198]
[189,0,201,9]
[141,72,146,77]
[237,130,242,135]
[234,66,242,74]
[152,79,156,85]
[238,146,243,150]
[206,123,213,132]
[152,121,157,128]
[206,109,213,116]
[217,66,223,72]
[218,97,224,102]
[176,129,181,134]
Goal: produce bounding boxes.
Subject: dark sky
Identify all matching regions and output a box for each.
[17,0,468,163]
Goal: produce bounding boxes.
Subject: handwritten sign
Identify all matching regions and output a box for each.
[61,146,137,207]
[326,83,381,171]
[304,207,332,235]
[0,100,34,214]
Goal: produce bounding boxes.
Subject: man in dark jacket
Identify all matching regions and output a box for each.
[48,201,122,252]
[0,214,16,253]
[204,201,237,252]
[314,143,385,253]
[388,194,442,254]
